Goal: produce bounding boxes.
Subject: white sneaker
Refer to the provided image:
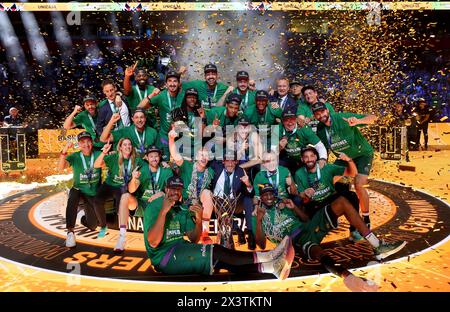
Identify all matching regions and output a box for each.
[66,232,76,248]
[266,236,291,261]
[272,239,295,280]
[114,235,126,252]
[343,274,379,292]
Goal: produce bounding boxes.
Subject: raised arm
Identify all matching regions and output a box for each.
[137,88,160,109]
[216,85,234,107]
[100,113,121,143]
[57,142,73,171]
[93,141,111,168]
[147,197,174,248]
[128,166,141,194]
[63,105,82,130]
[123,61,137,96]
[343,114,377,126]
[186,203,203,243]
[168,129,184,166]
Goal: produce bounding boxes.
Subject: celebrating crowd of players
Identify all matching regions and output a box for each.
[59,63,407,291]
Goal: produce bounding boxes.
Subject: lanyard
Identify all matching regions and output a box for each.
[166,90,177,110]
[235,89,249,110]
[150,167,161,192]
[266,170,279,190]
[282,126,297,137]
[135,85,148,102]
[123,158,132,185]
[80,153,94,181]
[207,84,218,107]
[87,113,96,130]
[258,108,269,124]
[324,116,333,146]
[196,172,204,197]
[134,126,146,152]
[87,114,98,136]
[305,164,321,188]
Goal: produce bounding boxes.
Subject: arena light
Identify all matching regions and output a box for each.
[0,11,28,78]
[109,12,123,53]
[20,10,50,65]
[48,0,73,60]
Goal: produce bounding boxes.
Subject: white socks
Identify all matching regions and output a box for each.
[202,220,209,233]
[364,232,380,248]
[259,261,274,274]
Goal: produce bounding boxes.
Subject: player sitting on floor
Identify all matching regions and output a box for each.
[144,176,295,280]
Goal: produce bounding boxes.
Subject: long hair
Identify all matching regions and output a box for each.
[117,137,136,177]
[172,91,201,123]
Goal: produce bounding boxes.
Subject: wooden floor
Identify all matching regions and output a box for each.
[0,150,449,292]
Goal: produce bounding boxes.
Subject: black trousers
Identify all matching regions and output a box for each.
[94,183,125,228]
[66,188,99,231]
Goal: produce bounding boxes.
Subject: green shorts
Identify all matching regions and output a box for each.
[156,241,213,275]
[295,205,339,259]
[335,153,373,176]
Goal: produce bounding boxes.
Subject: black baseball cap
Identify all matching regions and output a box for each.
[83,95,97,103]
[260,183,275,195]
[166,70,180,81]
[204,63,218,73]
[145,145,162,155]
[301,145,319,158]
[236,71,250,80]
[133,108,147,116]
[166,176,184,189]
[311,102,327,113]
[77,131,92,141]
[238,115,250,125]
[185,88,199,97]
[227,93,242,105]
[255,90,269,101]
[289,79,302,87]
[282,108,297,119]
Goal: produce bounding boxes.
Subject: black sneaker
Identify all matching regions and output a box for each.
[237,229,246,245]
[247,231,256,250]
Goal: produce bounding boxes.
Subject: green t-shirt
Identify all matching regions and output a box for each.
[279,125,321,161]
[103,153,146,188]
[316,112,374,159]
[112,125,158,158]
[179,161,214,201]
[297,101,335,133]
[183,80,229,111]
[233,88,256,113]
[294,163,346,202]
[244,105,282,126]
[144,197,195,266]
[127,84,156,111]
[150,89,185,137]
[136,165,173,203]
[253,166,291,198]
[251,203,303,244]
[73,111,103,148]
[206,106,240,127]
[66,151,102,196]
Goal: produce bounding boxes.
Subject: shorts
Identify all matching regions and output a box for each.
[295,204,339,259]
[156,241,214,275]
[334,153,373,176]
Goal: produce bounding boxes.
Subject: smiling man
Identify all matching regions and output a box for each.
[183,63,230,111]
